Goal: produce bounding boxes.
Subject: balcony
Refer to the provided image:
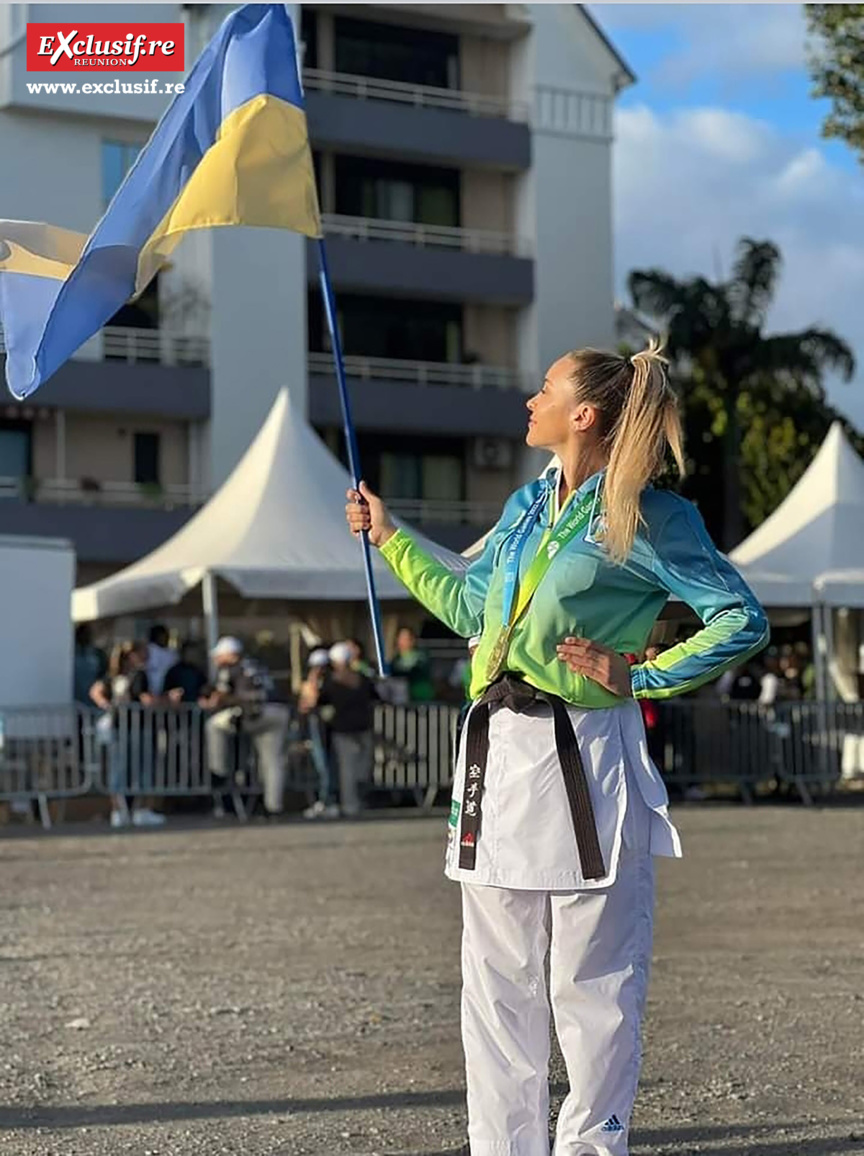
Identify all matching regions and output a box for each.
[307,228,533,303]
[308,353,531,438]
[304,67,530,122]
[101,328,210,368]
[0,326,210,420]
[387,498,501,526]
[0,477,204,509]
[309,352,526,391]
[0,325,209,368]
[322,213,530,258]
[304,68,531,170]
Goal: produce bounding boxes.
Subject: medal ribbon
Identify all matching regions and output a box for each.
[499,476,600,632]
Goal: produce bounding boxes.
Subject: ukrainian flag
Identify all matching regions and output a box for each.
[0,4,320,400]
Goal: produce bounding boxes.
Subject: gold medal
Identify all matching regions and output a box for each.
[486,625,513,682]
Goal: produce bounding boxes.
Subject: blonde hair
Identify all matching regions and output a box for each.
[566,338,685,564]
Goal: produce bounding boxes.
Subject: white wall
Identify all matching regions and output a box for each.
[0,537,73,707]
[529,4,617,367]
[208,226,307,487]
[515,6,622,481]
[0,108,103,228]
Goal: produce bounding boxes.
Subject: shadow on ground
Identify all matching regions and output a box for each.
[4,1095,862,1156]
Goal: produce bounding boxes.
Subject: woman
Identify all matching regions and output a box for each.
[301,642,378,818]
[346,341,768,1156]
[90,640,164,829]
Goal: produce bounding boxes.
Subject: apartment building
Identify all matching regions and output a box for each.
[0,3,632,586]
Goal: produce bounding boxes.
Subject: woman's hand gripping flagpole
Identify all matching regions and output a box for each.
[317,238,389,676]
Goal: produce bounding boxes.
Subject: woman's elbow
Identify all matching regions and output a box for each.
[744,604,771,654]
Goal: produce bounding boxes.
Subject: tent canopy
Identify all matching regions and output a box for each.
[731,422,864,607]
[73,389,464,622]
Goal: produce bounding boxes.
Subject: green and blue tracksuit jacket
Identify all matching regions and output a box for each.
[380,469,770,708]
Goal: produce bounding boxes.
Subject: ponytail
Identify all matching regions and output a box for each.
[567,338,685,565]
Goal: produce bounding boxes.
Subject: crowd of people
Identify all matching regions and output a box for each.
[72,622,440,829]
[73,621,819,830]
[714,643,816,704]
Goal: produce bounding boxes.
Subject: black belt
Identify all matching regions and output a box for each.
[458,675,606,880]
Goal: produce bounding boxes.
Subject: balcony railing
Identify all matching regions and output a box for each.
[322,213,531,258]
[303,67,530,123]
[308,352,529,392]
[0,325,210,367]
[387,498,501,526]
[0,474,500,526]
[0,476,204,509]
[4,327,530,392]
[101,327,210,367]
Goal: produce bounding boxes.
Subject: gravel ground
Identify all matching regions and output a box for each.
[0,806,863,1156]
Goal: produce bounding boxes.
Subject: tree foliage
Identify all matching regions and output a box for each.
[807,4,864,161]
[626,238,857,549]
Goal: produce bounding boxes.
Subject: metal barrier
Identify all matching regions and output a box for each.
[3,700,863,829]
[0,706,99,828]
[651,700,864,803]
[97,703,460,808]
[374,703,461,805]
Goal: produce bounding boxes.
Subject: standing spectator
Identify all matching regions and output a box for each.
[304,641,378,818]
[201,637,290,818]
[729,664,761,701]
[147,624,177,697]
[715,667,737,699]
[390,626,434,702]
[90,640,165,829]
[73,624,107,706]
[345,637,375,678]
[797,642,817,699]
[779,645,803,700]
[300,649,339,820]
[759,651,783,706]
[163,641,208,704]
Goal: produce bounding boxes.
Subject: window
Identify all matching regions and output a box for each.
[334,17,459,90]
[334,157,460,227]
[378,454,463,502]
[134,432,160,486]
[0,421,32,493]
[308,292,463,364]
[300,9,318,69]
[101,140,142,207]
[357,434,465,502]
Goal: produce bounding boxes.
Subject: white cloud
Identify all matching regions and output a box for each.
[592,4,806,86]
[613,104,864,427]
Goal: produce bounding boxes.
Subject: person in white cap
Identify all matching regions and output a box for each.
[300,641,378,818]
[202,637,290,817]
[300,649,339,820]
[346,340,769,1155]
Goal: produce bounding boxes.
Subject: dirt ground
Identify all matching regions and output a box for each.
[0,806,862,1156]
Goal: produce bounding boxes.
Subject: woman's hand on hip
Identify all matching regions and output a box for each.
[345,481,396,548]
[556,637,633,697]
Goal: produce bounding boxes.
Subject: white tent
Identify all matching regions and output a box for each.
[731,422,864,607]
[72,388,465,631]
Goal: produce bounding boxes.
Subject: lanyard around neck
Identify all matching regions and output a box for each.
[500,473,601,630]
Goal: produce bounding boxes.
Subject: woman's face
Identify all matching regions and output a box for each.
[526,357,596,450]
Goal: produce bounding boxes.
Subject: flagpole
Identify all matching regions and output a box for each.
[316,238,389,677]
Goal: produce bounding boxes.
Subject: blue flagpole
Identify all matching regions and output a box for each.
[316,238,389,677]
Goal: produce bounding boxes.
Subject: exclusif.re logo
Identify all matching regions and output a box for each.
[26,23,185,72]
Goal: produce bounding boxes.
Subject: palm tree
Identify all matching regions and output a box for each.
[628,238,855,549]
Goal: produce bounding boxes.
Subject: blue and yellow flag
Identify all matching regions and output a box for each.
[0,4,320,400]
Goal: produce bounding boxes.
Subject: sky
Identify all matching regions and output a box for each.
[589,4,864,429]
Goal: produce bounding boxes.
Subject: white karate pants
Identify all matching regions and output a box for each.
[460,844,654,1156]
